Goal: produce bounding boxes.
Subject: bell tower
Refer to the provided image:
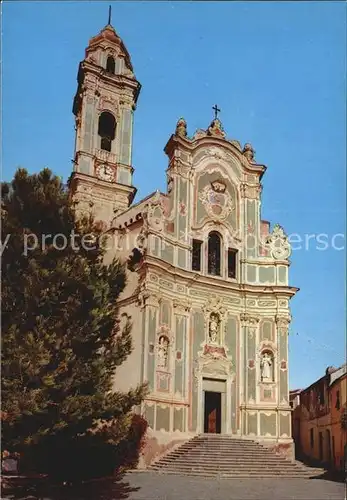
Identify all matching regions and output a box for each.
[69,12,141,226]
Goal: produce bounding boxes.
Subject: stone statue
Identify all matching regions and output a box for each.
[261,352,273,381]
[209,313,220,344]
[167,177,173,194]
[242,143,255,163]
[207,118,226,138]
[157,336,169,369]
[175,118,187,138]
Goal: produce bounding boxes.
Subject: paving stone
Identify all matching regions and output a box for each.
[125,471,345,500]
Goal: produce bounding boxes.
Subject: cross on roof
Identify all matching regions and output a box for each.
[108,5,112,25]
[212,104,221,120]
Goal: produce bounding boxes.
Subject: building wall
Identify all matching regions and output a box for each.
[69,22,299,468]
[293,369,347,472]
[111,303,143,394]
[110,134,297,464]
[330,374,347,471]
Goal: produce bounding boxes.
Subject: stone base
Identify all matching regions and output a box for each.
[257,438,294,461]
[138,428,192,468]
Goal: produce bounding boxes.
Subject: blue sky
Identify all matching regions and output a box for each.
[3,1,346,389]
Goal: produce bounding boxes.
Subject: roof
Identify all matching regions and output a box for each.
[329,364,347,387]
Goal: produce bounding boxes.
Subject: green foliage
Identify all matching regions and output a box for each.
[1,168,148,481]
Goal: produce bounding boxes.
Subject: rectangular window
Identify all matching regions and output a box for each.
[310,428,314,449]
[208,233,221,276]
[319,432,323,460]
[336,390,341,410]
[228,249,238,279]
[192,240,202,271]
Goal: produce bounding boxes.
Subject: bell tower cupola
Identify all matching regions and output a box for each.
[70,8,141,225]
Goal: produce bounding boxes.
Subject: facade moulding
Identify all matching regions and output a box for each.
[144,396,189,406]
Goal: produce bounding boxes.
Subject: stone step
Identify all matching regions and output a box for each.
[153,457,296,466]
[196,441,264,444]
[151,461,324,475]
[154,458,299,464]
[182,443,266,451]
[162,451,290,460]
[196,438,258,442]
[148,434,320,479]
[150,469,318,478]
[169,449,270,456]
[151,471,316,478]
[168,443,277,449]
[162,452,288,460]
[151,467,318,475]
[179,446,278,452]
[150,460,318,471]
[153,465,305,474]
[153,458,301,467]
[152,463,304,471]
[181,447,265,452]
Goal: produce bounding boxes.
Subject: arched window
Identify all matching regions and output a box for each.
[106,56,115,74]
[208,232,221,276]
[98,112,116,152]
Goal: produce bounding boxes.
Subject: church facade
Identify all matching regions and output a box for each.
[69,20,298,463]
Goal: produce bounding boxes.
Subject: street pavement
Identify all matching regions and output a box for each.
[123,471,345,500]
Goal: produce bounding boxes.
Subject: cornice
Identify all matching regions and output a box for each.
[164,134,267,179]
[242,404,292,412]
[81,61,140,90]
[116,294,139,308]
[241,258,291,267]
[143,256,299,297]
[144,396,189,407]
[69,171,136,197]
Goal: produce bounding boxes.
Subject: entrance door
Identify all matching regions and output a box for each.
[319,432,323,461]
[326,430,331,463]
[204,391,221,434]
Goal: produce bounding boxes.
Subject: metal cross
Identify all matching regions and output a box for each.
[212,104,221,120]
[108,5,112,25]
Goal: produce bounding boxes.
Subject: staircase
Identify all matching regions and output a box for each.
[148,434,325,478]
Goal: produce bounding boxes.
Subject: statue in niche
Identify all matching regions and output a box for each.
[167,177,173,194]
[261,352,273,381]
[157,336,169,369]
[208,313,220,344]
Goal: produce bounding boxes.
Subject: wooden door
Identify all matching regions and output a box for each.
[204,390,222,434]
[208,408,217,433]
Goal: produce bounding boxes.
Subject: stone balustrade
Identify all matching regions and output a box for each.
[95,148,117,164]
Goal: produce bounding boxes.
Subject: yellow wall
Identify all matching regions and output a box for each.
[330,375,347,470]
[295,373,347,471]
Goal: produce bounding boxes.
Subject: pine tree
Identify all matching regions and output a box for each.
[1,168,148,481]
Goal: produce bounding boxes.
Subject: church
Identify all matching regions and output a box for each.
[69,17,297,464]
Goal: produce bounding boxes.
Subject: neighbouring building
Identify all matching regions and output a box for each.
[330,365,347,471]
[290,388,303,456]
[292,365,347,472]
[69,18,298,465]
